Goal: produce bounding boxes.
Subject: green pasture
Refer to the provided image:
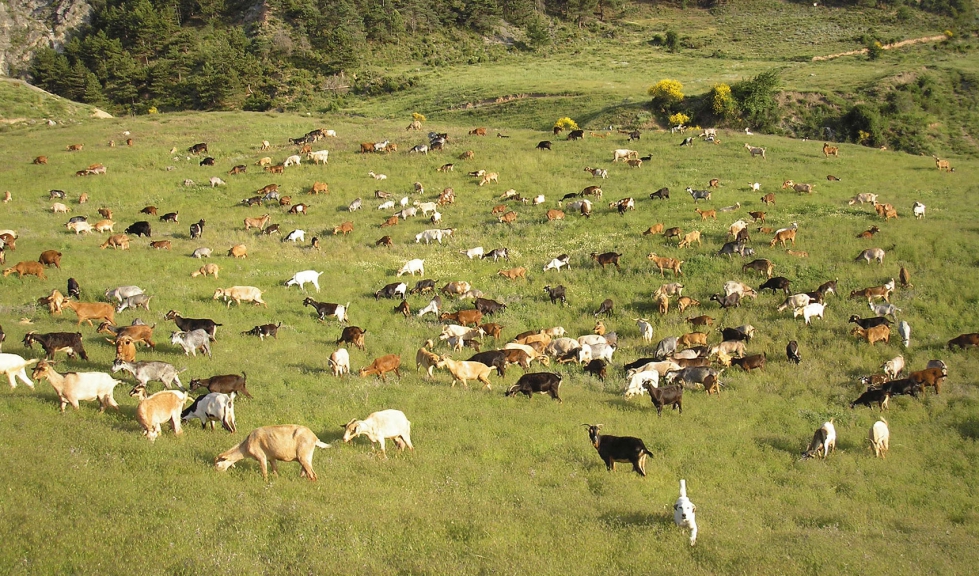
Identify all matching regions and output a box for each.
[0,108,977,574]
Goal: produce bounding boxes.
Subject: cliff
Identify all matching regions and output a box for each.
[0,0,92,77]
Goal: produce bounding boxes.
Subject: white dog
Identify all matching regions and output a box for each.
[673,479,698,546]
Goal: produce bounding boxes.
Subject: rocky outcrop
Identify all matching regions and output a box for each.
[0,0,93,77]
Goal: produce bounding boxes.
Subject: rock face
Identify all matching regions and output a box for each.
[0,0,93,77]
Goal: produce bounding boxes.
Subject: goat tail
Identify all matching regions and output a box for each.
[315,441,331,449]
[679,479,687,498]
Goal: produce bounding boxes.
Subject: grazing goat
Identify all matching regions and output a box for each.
[216,425,330,480]
[947,333,979,350]
[342,409,413,457]
[506,372,562,402]
[856,247,886,264]
[165,310,220,340]
[190,373,252,398]
[303,298,348,323]
[802,421,836,459]
[870,419,890,458]
[286,270,323,293]
[329,349,350,377]
[359,354,401,381]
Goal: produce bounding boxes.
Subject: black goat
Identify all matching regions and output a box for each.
[849,315,891,330]
[759,276,791,295]
[585,424,653,477]
[164,310,221,340]
[543,285,566,306]
[23,331,88,360]
[468,350,507,377]
[850,388,890,411]
[594,298,614,317]
[645,383,683,416]
[710,292,741,309]
[242,323,281,340]
[505,372,562,403]
[786,340,801,364]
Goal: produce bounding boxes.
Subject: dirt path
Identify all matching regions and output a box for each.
[812,34,947,61]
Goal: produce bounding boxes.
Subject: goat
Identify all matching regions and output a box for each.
[584,424,652,476]
[31,361,120,413]
[133,389,188,442]
[342,409,413,457]
[164,310,220,340]
[170,329,212,358]
[358,354,401,381]
[302,298,348,323]
[216,425,330,480]
[802,421,836,459]
[112,359,184,390]
[647,253,683,277]
[286,270,323,293]
[22,331,88,360]
[436,356,493,389]
[870,419,890,458]
[645,383,683,416]
[329,348,350,377]
[182,392,236,432]
[506,372,562,402]
[190,373,252,398]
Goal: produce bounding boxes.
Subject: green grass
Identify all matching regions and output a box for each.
[0,106,978,574]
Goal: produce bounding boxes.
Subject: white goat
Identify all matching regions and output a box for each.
[883,355,905,380]
[624,369,658,398]
[31,361,120,413]
[635,318,654,343]
[870,419,890,458]
[342,409,413,456]
[912,202,926,219]
[416,299,441,318]
[462,247,484,259]
[396,258,425,277]
[329,348,350,377]
[182,392,236,432]
[794,302,826,325]
[285,270,324,293]
[0,353,37,388]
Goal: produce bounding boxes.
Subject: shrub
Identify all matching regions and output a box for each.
[709,83,737,121]
[412,112,426,122]
[867,41,884,61]
[664,30,679,52]
[554,117,579,131]
[731,69,782,133]
[841,103,884,147]
[669,112,690,126]
[648,79,684,113]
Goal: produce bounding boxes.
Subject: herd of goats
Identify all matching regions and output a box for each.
[0,124,974,507]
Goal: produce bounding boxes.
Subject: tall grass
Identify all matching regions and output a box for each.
[0,111,977,574]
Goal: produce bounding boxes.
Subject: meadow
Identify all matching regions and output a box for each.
[0,105,976,574]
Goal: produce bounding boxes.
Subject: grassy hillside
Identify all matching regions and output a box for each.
[0,78,110,127]
[0,111,978,574]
